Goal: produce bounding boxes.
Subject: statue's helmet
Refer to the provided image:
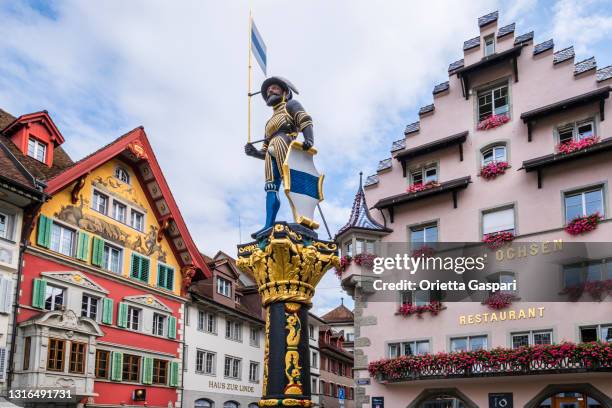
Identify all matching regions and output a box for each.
[261,76,299,105]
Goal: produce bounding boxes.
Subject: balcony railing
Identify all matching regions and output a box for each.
[369,342,612,383]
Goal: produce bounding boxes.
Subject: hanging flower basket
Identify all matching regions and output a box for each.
[407,181,439,194]
[477,114,510,131]
[354,253,376,267]
[562,279,612,301]
[412,246,436,258]
[397,301,445,318]
[565,213,601,236]
[482,292,517,310]
[479,161,510,180]
[482,231,515,249]
[556,136,600,155]
[335,255,352,278]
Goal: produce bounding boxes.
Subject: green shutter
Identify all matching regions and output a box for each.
[131,254,141,279]
[102,298,114,324]
[169,361,179,387]
[157,265,166,288]
[91,237,105,267]
[117,302,128,328]
[142,357,153,384]
[31,278,46,309]
[168,316,177,339]
[110,351,123,381]
[166,267,174,291]
[140,257,150,283]
[36,215,52,248]
[76,232,90,261]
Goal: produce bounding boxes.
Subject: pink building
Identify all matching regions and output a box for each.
[337,11,612,408]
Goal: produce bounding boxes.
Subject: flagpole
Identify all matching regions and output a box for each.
[247,9,253,143]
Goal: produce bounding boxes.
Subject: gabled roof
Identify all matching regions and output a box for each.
[44,126,211,279]
[336,173,391,239]
[321,301,354,323]
[3,111,65,144]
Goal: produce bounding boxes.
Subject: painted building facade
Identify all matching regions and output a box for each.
[338,10,612,408]
[308,313,325,407]
[183,252,264,408]
[0,109,210,408]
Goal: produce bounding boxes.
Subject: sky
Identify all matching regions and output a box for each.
[0,0,611,315]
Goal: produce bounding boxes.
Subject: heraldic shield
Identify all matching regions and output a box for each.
[281,141,324,230]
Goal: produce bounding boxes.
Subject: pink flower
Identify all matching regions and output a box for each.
[477,114,510,131]
[565,212,601,236]
[407,181,439,194]
[335,255,352,278]
[556,136,600,155]
[482,231,515,249]
[483,292,516,310]
[479,161,509,180]
[398,301,445,318]
[354,253,376,267]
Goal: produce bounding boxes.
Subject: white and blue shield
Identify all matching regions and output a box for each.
[282,141,324,229]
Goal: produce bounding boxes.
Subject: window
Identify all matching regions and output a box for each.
[153,313,166,336]
[224,356,241,379]
[563,259,612,288]
[130,210,145,232]
[249,326,260,347]
[44,285,65,311]
[410,224,438,250]
[484,34,495,56]
[557,119,595,144]
[130,253,150,282]
[312,378,317,394]
[482,207,515,236]
[153,359,168,385]
[158,264,175,291]
[112,201,127,224]
[122,354,141,382]
[102,242,122,273]
[115,167,130,184]
[81,294,99,320]
[0,212,13,240]
[478,84,509,120]
[195,399,214,408]
[388,340,430,358]
[223,402,239,408]
[47,338,65,372]
[410,164,437,186]
[309,324,315,339]
[198,310,217,333]
[400,290,432,306]
[489,272,517,295]
[196,349,216,375]
[482,145,507,165]
[344,241,352,257]
[226,320,242,342]
[450,335,488,352]
[27,137,47,162]
[564,188,604,223]
[23,337,31,370]
[512,330,553,348]
[312,351,318,368]
[69,342,86,374]
[356,239,376,254]
[217,276,231,297]
[95,350,110,378]
[248,361,259,383]
[127,306,141,331]
[580,324,612,342]
[50,222,76,256]
[92,191,109,215]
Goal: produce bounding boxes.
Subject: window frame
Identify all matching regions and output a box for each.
[44,284,66,311]
[225,320,242,342]
[50,221,76,257]
[112,200,128,224]
[127,306,142,331]
[563,186,605,224]
[450,335,488,352]
[483,34,495,56]
[387,339,430,358]
[217,276,232,298]
[481,144,507,165]
[47,338,66,372]
[409,222,438,249]
[95,349,110,379]
[152,358,168,385]
[92,190,109,215]
[556,118,596,144]
[81,293,100,321]
[248,361,259,383]
[153,313,167,336]
[408,163,438,186]
[122,353,141,383]
[23,337,31,370]
[481,205,516,237]
[27,137,47,163]
[196,349,216,375]
[130,209,145,232]
[69,341,87,374]
[579,323,612,342]
[223,355,241,380]
[102,241,123,274]
[197,310,217,334]
[115,166,131,184]
[249,326,260,347]
[511,329,553,348]
[0,211,13,240]
[477,82,510,121]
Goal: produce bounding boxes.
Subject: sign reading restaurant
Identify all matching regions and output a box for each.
[459,307,545,325]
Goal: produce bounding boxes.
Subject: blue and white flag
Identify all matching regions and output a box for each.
[251,19,267,75]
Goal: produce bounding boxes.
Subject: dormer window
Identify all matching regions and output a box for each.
[484,35,495,56]
[27,137,47,163]
[217,276,231,298]
[557,119,595,144]
[410,164,437,186]
[115,166,130,184]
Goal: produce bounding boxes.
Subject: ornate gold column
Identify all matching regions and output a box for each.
[237,223,339,407]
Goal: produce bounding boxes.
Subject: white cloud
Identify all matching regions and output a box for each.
[551,0,612,56]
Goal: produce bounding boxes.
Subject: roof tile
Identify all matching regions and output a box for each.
[377,158,392,172]
[390,138,406,152]
[553,46,574,64]
[574,57,596,75]
[497,23,515,38]
[404,121,420,135]
[364,174,378,187]
[478,11,498,27]
[514,31,534,45]
[533,39,554,55]
[419,104,435,116]
[336,175,388,237]
[596,65,612,82]
[448,59,464,73]
[433,81,450,95]
[463,36,480,51]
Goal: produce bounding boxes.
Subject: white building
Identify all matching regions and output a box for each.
[308,313,325,407]
[183,252,265,408]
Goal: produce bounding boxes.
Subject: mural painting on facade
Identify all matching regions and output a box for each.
[54,194,167,262]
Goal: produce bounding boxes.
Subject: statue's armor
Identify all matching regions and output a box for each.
[262,99,313,184]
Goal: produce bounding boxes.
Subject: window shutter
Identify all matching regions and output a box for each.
[117,302,128,328]
[0,277,12,313]
[76,232,90,261]
[31,278,46,309]
[102,298,114,324]
[168,316,177,339]
[157,265,166,287]
[131,254,141,279]
[91,237,105,266]
[142,357,153,384]
[169,361,179,387]
[140,257,150,282]
[36,215,52,248]
[110,351,123,381]
[0,348,6,380]
[166,267,174,291]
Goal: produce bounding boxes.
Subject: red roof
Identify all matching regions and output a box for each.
[321,303,354,323]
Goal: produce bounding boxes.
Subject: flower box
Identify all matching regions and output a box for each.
[479,161,509,180]
[482,292,517,310]
[397,301,445,318]
[565,213,601,236]
[482,231,515,249]
[556,136,600,155]
[335,255,352,278]
[411,246,436,258]
[407,181,439,194]
[477,114,510,131]
[561,279,612,301]
[354,253,376,267]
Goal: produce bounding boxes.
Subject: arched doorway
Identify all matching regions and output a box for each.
[420,396,466,408]
[408,388,478,408]
[525,384,612,408]
[194,399,214,408]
